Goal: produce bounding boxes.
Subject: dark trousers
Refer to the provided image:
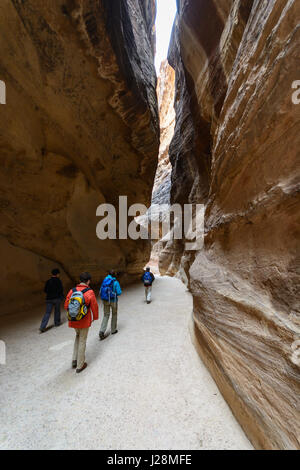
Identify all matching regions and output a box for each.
[40,298,61,330]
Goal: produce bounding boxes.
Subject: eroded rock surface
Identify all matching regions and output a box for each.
[0,0,159,315]
[163,0,300,449]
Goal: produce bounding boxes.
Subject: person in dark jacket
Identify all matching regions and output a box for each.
[141,267,155,304]
[40,268,64,333]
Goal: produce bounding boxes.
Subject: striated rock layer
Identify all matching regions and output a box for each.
[0,0,159,315]
[163,0,300,449]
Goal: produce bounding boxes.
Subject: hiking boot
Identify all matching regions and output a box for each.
[39,328,46,333]
[72,360,77,369]
[147,301,151,304]
[76,363,87,374]
[111,330,118,335]
[99,333,105,341]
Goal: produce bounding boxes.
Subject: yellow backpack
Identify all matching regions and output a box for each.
[67,288,91,321]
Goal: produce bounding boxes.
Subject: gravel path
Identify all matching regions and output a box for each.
[0,276,252,450]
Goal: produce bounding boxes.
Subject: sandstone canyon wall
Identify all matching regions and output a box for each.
[0,0,159,315]
[152,60,174,207]
[146,60,174,271]
[162,0,300,449]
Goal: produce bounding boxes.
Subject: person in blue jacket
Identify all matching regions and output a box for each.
[99,270,122,340]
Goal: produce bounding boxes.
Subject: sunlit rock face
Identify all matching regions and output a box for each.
[145,60,175,271]
[152,60,175,206]
[135,60,174,272]
[0,0,159,315]
[164,0,300,449]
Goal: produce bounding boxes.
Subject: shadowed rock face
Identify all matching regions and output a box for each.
[162,0,300,450]
[0,0,159,315]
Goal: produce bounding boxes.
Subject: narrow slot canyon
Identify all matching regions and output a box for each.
[0,0,299,451]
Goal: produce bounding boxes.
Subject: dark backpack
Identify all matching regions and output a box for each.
[143,272,152,286]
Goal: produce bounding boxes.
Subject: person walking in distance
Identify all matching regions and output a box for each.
[40,268,64,333]
[99,271,122,340]
[64,272,99,373]
[141,267,155,304]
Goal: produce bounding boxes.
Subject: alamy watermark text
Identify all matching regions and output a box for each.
[96,197,204,251]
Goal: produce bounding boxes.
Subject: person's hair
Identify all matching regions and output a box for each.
[109,270,116,277]
[52,268,60,276]
[146,267,150,271]
[79,272,92,283]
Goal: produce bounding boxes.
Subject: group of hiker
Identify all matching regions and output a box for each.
[39,267,155,373]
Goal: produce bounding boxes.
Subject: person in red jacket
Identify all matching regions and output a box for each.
[64,272,99,373]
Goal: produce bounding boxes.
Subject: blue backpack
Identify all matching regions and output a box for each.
[143,272,152,286]
[100,277,117,302]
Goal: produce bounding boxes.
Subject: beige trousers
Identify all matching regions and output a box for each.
[100,300,118,335]
[72,328,89,369]
[145,286,152,302]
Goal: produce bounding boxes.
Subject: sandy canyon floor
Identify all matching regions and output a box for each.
[0,276,252,450]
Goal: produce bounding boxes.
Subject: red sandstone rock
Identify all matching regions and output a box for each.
[0,0,159,315]
[164,0,300,449]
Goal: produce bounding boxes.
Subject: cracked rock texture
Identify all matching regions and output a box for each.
[0,0,159,315]
[162,0,300,449]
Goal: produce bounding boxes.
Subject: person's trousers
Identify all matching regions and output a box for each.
[40,298,61,330]
[100,301,118,335]
[72,328,89,369]
[145,286,152,302]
